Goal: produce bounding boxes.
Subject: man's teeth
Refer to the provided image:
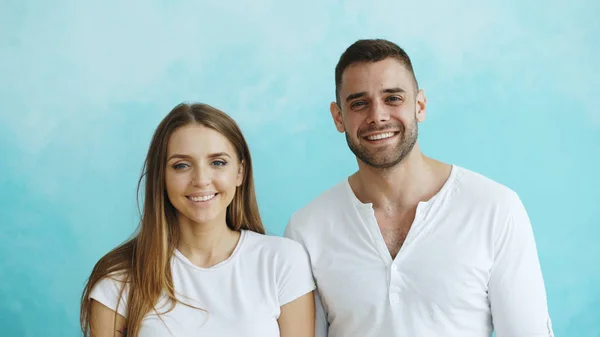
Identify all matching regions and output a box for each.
[366,132,395,140]
[189,194,216,202]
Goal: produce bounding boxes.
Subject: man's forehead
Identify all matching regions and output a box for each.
[341,60,412,86]
[340,59,415,96]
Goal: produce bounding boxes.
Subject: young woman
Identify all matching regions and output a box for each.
[80,103,315,337]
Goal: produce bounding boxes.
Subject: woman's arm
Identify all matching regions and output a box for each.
[90,299,127,337]
[278,291,315,337]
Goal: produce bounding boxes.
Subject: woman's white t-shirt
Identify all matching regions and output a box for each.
[89,230,316,337]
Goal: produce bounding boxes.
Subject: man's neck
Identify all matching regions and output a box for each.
[349,148,452,212]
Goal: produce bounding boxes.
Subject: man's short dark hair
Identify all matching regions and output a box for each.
[334,39,418,105]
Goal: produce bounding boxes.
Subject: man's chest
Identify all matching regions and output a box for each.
[312,228,494,323]
[375,209,416,259]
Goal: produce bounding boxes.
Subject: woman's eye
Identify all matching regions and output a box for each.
[212,160,227,167]
[173,163,189,169]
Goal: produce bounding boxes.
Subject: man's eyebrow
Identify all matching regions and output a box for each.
[345,88,406,103]
[382,87,406,94]
[346,91,366,102]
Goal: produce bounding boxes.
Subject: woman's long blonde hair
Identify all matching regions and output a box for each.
[80,103,265,336]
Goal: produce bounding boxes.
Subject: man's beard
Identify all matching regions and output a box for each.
[345,118,418,170]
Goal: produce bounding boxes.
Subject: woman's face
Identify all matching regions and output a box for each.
[165,124,243,228]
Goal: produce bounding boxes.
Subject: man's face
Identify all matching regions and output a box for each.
[331,58,427,169]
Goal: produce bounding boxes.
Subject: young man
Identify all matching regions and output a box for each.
[284,39,553,337]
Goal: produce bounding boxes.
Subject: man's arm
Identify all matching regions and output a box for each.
[488,193,554,336]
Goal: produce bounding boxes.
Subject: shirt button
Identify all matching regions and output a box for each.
[390,293,400,304]
[391,265,398,271]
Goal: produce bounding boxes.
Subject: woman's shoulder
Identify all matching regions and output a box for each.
[89,271,130,317]
[243,230,306,256]
[242,231,315,305]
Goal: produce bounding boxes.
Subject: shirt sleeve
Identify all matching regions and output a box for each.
[284,218,329,337]
[89,273,129,318]
[275,236,316,307]
[488,192,554,337]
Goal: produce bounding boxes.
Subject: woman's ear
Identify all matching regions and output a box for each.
[236,160,245,186]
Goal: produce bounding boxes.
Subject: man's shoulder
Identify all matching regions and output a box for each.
[297,179,349,214]
[453,165,521,206]
[285,179,350,236]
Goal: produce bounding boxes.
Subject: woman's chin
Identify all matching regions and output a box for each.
[177,211,222,227]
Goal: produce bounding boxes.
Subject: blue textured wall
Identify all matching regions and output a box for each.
[1,1,598,336]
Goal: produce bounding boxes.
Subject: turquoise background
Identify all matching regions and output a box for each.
[1,0,599,336]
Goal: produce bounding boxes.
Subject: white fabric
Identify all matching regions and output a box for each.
[285,165,554,337]
[90,230,315,337]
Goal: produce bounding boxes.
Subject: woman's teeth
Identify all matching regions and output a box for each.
[188,194,216,202]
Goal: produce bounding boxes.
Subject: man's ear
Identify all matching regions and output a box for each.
[415,89,427,123]
[330,101,345,133]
